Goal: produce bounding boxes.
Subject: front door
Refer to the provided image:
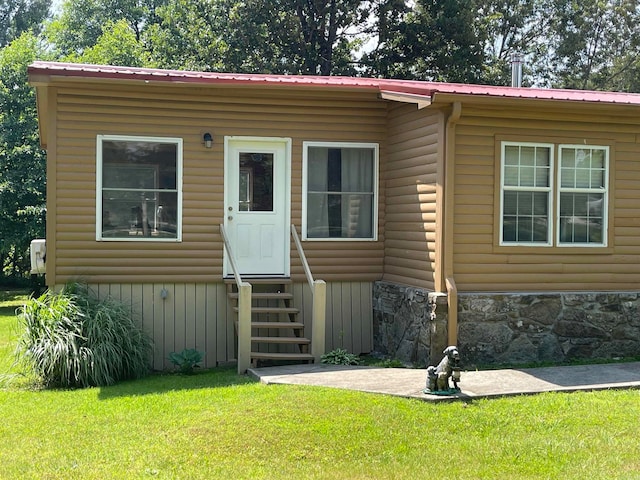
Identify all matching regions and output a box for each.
[224,137,290,276]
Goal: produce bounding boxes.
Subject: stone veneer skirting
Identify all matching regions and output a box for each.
[372,281,449,366]
[458,291,640,367]
[373,282,640,368]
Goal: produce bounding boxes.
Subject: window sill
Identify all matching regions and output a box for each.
[493,245,613,255]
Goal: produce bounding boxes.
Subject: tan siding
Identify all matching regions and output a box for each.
[382,104,444,289]
[452,105,640,292]
[51,83,386,284]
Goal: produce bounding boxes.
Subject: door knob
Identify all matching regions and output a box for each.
[228,216,233,220]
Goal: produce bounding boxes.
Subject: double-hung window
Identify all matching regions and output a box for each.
[96,135,182,241]
[303,142,378,240]
[558,145,608,245]
[500,141,609,247]
[501,142,553,245]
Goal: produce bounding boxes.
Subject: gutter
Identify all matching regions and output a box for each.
[443,102,462,346]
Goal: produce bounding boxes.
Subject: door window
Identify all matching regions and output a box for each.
[238,152,274,212]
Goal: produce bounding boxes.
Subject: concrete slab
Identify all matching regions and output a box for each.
[248,361,640,402]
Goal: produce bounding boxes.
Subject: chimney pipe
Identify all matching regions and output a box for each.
[511,52,524,88]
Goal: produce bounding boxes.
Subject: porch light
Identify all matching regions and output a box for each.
[203,132,213,148]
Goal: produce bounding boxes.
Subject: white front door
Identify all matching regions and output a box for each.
[224,137,290,276]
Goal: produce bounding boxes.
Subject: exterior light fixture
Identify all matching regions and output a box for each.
[203,132,213,148]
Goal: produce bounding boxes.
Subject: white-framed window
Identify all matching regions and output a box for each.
[96,135,182,241]
[500,141,609,247]
[303,142,378,240]
[557,145,608,246]
[500,142,553,246]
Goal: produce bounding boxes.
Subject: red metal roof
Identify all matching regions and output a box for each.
[28,61,640,106]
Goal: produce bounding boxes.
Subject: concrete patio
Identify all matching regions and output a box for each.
[248,361,640,402]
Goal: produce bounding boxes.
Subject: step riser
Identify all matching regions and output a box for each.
[227,279,313,365]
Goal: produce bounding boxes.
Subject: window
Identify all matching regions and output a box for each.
[558,145,608,245]
[501,143,553,245]
[96,135,182,241]
[303,142,378,240]
[500,141,608,247]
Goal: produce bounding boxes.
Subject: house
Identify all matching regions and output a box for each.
[28,61,640,371]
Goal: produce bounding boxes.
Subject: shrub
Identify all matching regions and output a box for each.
[169,348,203,374]
[16,283,153,388]
[320,348,361,366]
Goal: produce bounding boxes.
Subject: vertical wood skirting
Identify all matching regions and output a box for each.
[88,282,234,370]
[83,280,373,370]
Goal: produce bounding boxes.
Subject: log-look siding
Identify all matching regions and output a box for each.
[88,281,372,369]
[452,103,640,292]
[52,83,386,285]
[382,104,444,289]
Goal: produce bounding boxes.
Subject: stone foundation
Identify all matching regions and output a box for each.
[373,284,640,368]
[372,281,448,366]
[458,292,640,367]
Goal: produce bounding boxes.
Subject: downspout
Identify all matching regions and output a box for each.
[443,102,462,346]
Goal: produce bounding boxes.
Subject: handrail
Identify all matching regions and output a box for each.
[291,224,314,289]
[291,224,326,363]
[445,277,458,346]
[220,224,243,289]
[220,224,251,374]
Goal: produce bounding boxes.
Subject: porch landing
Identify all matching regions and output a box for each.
[248,361,640,402]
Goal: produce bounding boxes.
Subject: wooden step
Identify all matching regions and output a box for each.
[225,277,291,285]
[251,336,311,344]
[233,306,299,314]
[250,321,305,330]
[227,292,293,300]
[250,352,314,362]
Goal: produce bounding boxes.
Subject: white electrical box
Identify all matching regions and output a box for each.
[30,239,46,275]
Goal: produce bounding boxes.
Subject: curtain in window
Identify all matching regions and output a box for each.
[307,148,330,237]
[307,147,374,238]
[341,148,373,238]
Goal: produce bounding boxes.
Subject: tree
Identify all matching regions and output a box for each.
[0,32,47,277]
[146,0,368,75]
[478,0,551,86]
[71,19,151,66]
[45,0,165,60]
[0,0,51,48]
[546,0,640,91]
[364,0,486,83]
[143,0,230,71]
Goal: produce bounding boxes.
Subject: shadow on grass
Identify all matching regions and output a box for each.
[0,290,31,303]
[97,366,257,400]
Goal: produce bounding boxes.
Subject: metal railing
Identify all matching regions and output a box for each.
[291,224,326,362]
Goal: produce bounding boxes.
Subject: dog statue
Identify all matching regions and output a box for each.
[425,346,461,394]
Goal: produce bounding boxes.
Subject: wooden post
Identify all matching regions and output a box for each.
[237,282,252,374]
[311,279,326,363]
[445,277,458,346]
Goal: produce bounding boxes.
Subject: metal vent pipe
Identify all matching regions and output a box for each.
[511,52,524,87]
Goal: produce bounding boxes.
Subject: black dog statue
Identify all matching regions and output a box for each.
[425,346,461,394]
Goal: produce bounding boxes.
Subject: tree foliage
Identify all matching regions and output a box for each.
[145,0,367,75]
[0,0,51,47]
[391,0,485,82]
[545,0,640,91]
[0,32,47,277]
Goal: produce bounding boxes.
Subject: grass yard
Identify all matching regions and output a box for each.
[1,291,639,479]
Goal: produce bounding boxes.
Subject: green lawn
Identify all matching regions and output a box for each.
[1,292,639,479]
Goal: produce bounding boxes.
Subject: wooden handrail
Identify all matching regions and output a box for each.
[220,224,251,374]
[220,224,243,289]
[291,224,326,362]
[445,277,458,346]
[291,224,314,289]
